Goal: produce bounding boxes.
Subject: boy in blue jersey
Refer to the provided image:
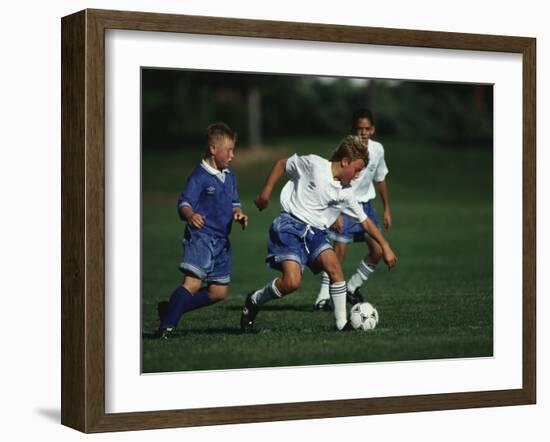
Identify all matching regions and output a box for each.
[155,122,248,339]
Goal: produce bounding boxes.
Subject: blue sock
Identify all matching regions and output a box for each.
[161,286,214,328]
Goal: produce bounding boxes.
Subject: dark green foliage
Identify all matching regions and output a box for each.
[141,69,493,150]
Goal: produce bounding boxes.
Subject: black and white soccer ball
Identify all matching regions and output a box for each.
[349,302,379,331]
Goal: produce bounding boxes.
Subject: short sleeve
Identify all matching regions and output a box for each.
[344,197,368,224]
[231,173,242,209]
[177,173,202,213]
[285,154,311,180]
[374,146,389,182]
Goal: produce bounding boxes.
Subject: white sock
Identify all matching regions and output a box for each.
[251,279,282,306]
[330,281,348,330]
[314,272,331,304]
[347,260,376,294]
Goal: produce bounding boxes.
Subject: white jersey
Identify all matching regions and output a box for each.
[354,139,389,202]
[279,154,367,230]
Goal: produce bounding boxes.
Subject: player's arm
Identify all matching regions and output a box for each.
[232,207,248,229]
[179,205,205,229]
[349,196,396,268]
[231,174,247,229]
[360,217,397,268]
[346,197,396,268]
[254,158,288,210]
[375,179,392,230]
[177,174,205,229]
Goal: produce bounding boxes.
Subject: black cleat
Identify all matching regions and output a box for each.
[240,292,260,332]
[154,326,174,340]
[314,298,333,312]
[346,288,364,306]
[155,302,174,339]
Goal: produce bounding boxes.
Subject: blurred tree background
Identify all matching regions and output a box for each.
[141,68,492,150]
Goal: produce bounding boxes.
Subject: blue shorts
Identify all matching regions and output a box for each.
[328,200,380,244]
[179,229,232,285]
[266,213,332,274]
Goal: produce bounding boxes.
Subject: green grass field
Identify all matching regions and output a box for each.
[141,137,493,373]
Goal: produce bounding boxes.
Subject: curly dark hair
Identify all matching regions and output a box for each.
[351,108,375,130]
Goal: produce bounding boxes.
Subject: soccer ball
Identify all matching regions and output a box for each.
[349,302,379,331]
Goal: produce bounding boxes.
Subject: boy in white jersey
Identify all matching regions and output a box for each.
[240,136,397,331]
[314,109,393,310]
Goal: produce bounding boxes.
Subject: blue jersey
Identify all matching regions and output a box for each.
[177,161,241,238]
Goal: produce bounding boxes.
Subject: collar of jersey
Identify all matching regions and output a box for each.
[201,160,229,176]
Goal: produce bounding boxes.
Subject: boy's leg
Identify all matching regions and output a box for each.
[347,237,382,297]
[315,249,348,330]
[241,260,302,331]
[158,275,211,336]
[314,273,331,309]
[244,260,302,317]
[315,212,358,309]
[159,235,231,334]
[315,242,347,309]
[347,201,383,300]
[207,284,229,302]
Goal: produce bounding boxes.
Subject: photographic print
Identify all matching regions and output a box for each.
[62,9,534,432]
[140,68,494,373]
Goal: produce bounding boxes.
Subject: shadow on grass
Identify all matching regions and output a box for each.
[224,303,316,313]
[142,327,251,340]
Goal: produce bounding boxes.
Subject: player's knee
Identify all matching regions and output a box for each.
[183,277,201,294]
[280,273,301,294]
[208,286,228,301]
[211,292,228,302]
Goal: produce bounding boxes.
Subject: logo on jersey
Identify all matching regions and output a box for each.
[206,186,216,195]
[307,181,316,191]
[328,198,346,207]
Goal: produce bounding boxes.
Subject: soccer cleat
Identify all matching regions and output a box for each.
[346,288,364,306]
[314,298,333,312]
[240,291,260,332]
[154,326,174,340]
[155,302,174,339]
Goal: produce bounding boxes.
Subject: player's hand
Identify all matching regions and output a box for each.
[188,213,205,229]
[383,209,392,230]
[254,194,270,211]
[233,212,248,230]
[330,216,344,233]
[382,244,397,269]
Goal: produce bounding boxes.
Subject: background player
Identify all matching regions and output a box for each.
[240,136,397,332]
[314,109,392,310]
[155,122,248,339]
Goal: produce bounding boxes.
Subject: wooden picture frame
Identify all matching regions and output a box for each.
[61,8,536,433]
